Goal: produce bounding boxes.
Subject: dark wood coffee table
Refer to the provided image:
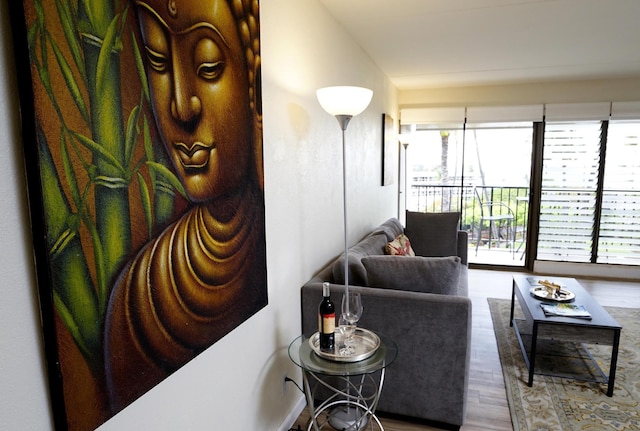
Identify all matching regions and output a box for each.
[510,274,622,396]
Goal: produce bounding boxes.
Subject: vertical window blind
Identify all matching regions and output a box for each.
[598,117,640,265]
[538,121,603,262]
[537,103,611,263]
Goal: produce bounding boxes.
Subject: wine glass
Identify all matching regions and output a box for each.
[342,292,363,323]
[337,314,356,356]
[341,292,363,353]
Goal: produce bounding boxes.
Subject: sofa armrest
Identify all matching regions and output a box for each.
[300,281,471,425]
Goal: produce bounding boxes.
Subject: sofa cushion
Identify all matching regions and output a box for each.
[385,234,415,256]
[405,211,460,257]
[332,234,388,286]
[361,255,461,295]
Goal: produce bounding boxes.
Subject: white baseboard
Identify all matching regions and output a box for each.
[534,261,640,281]
[277,394,307,431]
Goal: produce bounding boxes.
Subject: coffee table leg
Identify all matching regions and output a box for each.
[528,322,538,387]
[608,329,621,397]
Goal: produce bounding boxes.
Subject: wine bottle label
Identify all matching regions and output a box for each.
[323,314,335,333]
[319,313,335,334]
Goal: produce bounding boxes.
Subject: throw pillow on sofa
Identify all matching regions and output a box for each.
[404,211,460,257]
[385,234,415,256]
[361,255,461,296]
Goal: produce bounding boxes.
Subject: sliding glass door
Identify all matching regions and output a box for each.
[404,122,534,267]
[404,128,465,214]
[464,125,533,266]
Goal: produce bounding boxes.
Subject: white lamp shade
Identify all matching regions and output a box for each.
[316,86,373,117]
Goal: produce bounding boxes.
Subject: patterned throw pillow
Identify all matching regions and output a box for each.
[385,234,415,256]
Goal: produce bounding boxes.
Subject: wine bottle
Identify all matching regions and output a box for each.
[318,282,335,352]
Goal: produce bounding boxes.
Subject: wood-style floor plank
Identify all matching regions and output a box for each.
[290,269,640,431]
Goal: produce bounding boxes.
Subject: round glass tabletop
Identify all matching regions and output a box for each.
[288,330,397,376]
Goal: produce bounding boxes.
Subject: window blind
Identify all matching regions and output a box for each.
[598,120,640,265]
[400,107,466,130]
[537,121,603,263]
[466,104,543,128]
[545,102,611,121]
[610,101,640,120]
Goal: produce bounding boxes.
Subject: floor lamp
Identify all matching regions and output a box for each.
[316,85,373,310]
[401,140,409,214]
[316,86,373,430]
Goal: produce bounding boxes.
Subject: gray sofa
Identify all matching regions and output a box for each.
[300,213,471,429]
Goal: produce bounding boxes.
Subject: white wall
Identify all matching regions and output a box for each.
[0,1,55,429]
[0,0,398,430]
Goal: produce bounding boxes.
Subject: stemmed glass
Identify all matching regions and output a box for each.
[337,314,355,356]
[338,292,363,356]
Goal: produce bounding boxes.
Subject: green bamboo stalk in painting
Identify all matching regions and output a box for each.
[26,0,185,376]
[37,125,102,372]
[78,2,131,295]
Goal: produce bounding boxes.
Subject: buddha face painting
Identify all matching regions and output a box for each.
[101,0,266,415]
[12,0,264,426]
[135,0,255,203]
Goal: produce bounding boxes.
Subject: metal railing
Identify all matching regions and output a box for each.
[409,184,529,249]
[409,184,639,266]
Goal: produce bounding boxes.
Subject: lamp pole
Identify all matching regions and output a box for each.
[317,86,373,431]
[403,141,409,213]
[337,116,351,314]
[316,87,373,311]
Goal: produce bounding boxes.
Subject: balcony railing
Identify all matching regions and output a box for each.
[409,184,529,265]
[409,184,640,266]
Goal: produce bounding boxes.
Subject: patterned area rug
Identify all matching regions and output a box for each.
[489,298,640,431]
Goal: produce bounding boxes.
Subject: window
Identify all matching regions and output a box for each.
[400,102,640,268]
[401,105,540,266]
[538,121,602,262]
[406,128,464,213]
[598,120,640,265]
[405,125,534,267]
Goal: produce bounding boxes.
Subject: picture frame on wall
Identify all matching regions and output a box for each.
[382,113,397,186]
[7,1,268,430]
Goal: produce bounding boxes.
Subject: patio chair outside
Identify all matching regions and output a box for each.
[474,187,515,256]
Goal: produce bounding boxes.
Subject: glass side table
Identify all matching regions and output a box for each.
[288,331,397,431]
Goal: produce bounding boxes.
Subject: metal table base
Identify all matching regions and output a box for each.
[288,332,397,431]
[301,369,385,431]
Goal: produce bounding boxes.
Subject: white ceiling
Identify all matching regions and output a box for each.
[318,0,640,90]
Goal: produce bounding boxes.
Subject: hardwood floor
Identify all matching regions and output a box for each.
[290,269,640,431]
